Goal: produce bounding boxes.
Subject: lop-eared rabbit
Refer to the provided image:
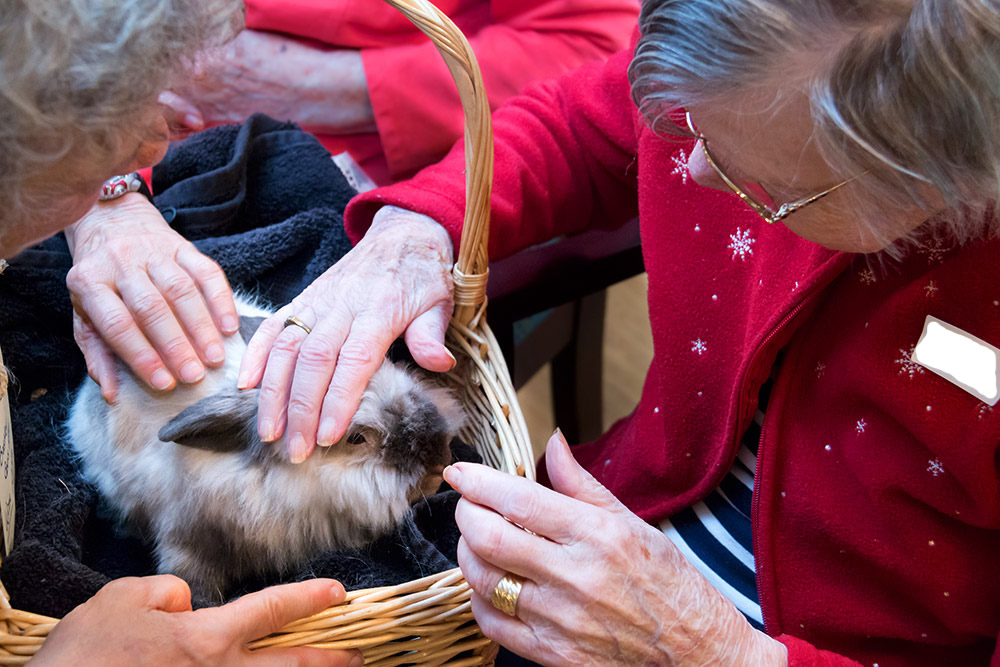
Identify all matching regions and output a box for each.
[67,297,464,601]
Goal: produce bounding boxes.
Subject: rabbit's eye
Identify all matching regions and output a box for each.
[346,431,366,445]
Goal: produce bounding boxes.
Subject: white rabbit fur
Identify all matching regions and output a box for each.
[66,296,464,601]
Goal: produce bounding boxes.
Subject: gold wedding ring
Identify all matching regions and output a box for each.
[490,574,524,617]
[283,315,312,335]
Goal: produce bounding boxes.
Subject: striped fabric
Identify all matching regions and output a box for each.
[658,379,773,631]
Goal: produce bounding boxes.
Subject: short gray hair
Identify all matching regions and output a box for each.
[629,0,1000,248]
[0,0,242,217]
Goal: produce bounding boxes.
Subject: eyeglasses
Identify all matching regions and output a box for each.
[685,111,856,225]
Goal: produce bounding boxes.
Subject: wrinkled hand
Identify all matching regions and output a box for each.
[168,30,374,135]
[66,194,239,402]
[444,431,789,666]
[238,206,455,463]
[32,576,361,666]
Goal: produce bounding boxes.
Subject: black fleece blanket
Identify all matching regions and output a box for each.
[0,114,469,617]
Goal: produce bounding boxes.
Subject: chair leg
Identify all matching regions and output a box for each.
[551,290,606,444]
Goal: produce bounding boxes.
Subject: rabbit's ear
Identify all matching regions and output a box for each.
[238,315,267,344]
[158,389,260,452]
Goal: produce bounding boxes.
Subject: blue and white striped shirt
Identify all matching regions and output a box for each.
[658,379,772,630]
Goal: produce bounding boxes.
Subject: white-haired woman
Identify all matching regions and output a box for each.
[246,0,1000,663]
[1,2,362,664]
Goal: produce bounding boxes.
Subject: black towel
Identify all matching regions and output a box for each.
[0,114,468,617]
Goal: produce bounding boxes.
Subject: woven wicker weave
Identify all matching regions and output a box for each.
[0,0,533,663]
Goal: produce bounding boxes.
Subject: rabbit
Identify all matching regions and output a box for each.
[66,296,465,602]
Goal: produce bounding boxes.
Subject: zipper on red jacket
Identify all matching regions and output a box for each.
[747,292,819,636]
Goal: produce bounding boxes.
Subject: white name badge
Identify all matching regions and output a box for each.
[912,315,1000,406]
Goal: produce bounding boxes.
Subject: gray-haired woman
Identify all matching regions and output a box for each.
[1,2,360,664]
[248,0,1000,663]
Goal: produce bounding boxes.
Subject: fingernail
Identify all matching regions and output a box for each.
[348,651,364,667]
[288,434,308,464]
[206,342,225,364]
[443,464,460,487]
[184,113,204,129]
[151,369,174,391]
[237,370,250,390]
[222,315,239,335]
[259,418,276,442]
[317,419,337,447]
[444,348,457,369]
[180,360,205,384]
[329,582,346,606]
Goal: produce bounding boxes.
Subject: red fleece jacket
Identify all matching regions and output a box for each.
[345,47,1000,665]
[244,0,638,185]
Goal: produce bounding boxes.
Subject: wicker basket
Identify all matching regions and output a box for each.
[0,0,533,663]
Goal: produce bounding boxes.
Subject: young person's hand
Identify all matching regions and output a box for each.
[32,576,362,666]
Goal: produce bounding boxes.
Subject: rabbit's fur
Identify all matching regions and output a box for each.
[66,297,464,601]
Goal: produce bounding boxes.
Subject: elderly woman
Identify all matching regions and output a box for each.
[1,2,360,664]
[243,0,1000,663]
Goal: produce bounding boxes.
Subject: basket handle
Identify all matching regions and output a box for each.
[379,0,494,328]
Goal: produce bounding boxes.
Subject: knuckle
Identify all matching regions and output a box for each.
[323,382,352,407]
[477,520,508,562]
[186,249,219,271]
[457,542,491,594]
[257,381,286,405]
[159,336,195,361]
[158,272,199,302]
[72,321,96,346]
[286,395,319,421]
[65,266,87,291]
[254,595,287,634]
[270,332,303,356]
[206,287,235,307]
[130,293,169,323]
[505,488,543,526]
[129,348,164,373]
[336,340,375,368]
[99,577,134,598]
[296,338,338,369]
[96,310,136,340]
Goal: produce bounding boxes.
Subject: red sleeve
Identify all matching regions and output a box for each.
[361,0,638,179]
[138,167,154,194]
[345,45,640,259]
[776,636,864,667]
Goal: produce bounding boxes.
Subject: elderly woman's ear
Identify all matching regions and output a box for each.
[158,91,206,141]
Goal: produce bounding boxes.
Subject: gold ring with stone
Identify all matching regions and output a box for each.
[490,574,524,617]
[283,315,312,335]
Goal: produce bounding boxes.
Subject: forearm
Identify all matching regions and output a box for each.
[184,31,375,134]
[266,46,375,135]
[346,49,642,259]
